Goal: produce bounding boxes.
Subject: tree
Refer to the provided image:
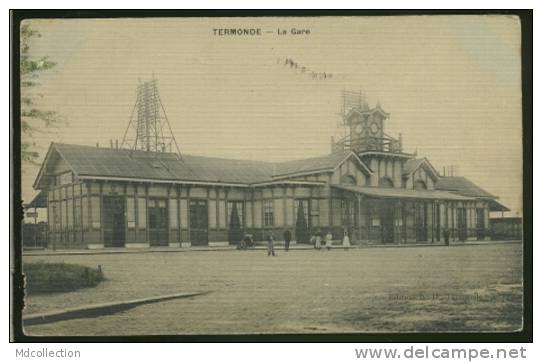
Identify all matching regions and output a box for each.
[228,203,243,245]
[295,200,310,243]
[20,23,61,164]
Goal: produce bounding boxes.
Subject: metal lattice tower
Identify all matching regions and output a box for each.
[121,77,182,158]
[340,90,368,119]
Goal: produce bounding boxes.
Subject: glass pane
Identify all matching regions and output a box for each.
[169,199,178,229]
[127,197,135,223]
[138,198,146,228]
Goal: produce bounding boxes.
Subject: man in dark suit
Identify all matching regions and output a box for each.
[284,229,292,251]
[267,233,276,256]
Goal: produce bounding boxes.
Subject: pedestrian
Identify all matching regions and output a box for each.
[284,229,292,251]
[315,229,322,250]
[267,233,276,256]
[325,230,333,251]
[342,229,351,250]
[310,234,317,249]
[443,228,450,246]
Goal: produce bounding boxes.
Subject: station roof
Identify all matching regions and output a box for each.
[24,190,47,208]
[436,176,497,198]
[273,151,371,178]
[34,143,365,188]
[487,199,511,212]
[333,184,474,201]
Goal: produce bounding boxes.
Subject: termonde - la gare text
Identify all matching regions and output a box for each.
[213,28,310,36]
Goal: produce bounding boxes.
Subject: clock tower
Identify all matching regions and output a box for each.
[331,92,404,156]
[346,105,389,152]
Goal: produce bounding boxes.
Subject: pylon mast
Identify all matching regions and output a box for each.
[121,77,182,158]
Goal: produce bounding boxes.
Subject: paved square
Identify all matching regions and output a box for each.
[23,243,523,335]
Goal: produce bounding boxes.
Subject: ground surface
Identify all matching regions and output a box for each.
[22,243,523,336]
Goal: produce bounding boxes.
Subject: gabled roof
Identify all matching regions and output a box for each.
[403,157,440,181]
[344,105,390,120]
[24,190,47,208]
[436,176,496,199]
[33,143,372,189]
[273,150,371,178]
[403,158,425,175]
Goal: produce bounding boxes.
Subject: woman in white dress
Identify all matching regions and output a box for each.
[315,230,322,250]
[342,230,351,250]
[325,231,333,251]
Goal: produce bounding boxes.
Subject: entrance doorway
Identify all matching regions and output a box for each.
[103,196,126,247]
[148,199,169,246]
[189,200,208,246]
[415,203,427,242]
[380,204,394,243]
[458,208,468,241]
[372,200,394,243]
[476,208,485,240]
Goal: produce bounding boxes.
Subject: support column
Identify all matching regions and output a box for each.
[367,199,372,243]
[79,184,84,243]
[144,183,150,245]
[395,200,401,244]
[168,185,180,248]
[413,201,417,242]
[71,184,76,245]
[401,200,407,244]
[124,183,128,246]
[431,201,435,244]
[357,194,362,244]
[186,185,191,247]
[178,184,182,245]
[99,182,104,246]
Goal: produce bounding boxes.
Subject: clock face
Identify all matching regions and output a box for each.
[354,124,363,135]
[370,121,380,135]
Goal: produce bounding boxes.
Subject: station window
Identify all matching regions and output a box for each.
[227,201,245,227]
[263,200,274,227]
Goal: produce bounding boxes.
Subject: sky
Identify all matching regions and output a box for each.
[21,16,523,215]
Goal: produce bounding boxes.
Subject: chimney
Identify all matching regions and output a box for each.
[110,139,114,149]
[115,139,118,149]
[96,142,99,148]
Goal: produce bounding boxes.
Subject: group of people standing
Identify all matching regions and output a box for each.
[265,228,351,256]
[311,229,351,251]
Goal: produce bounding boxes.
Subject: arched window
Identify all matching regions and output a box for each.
[378,177,394,188]
[413,180,427,190]
[340,174,357,185]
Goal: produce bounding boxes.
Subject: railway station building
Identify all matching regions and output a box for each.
[31,103,509,249]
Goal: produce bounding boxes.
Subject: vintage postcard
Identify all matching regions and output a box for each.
[14,13,526,338]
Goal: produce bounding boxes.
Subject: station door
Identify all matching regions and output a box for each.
[190,200,208,246]
[149,199,169,246]
[103,196,126,247]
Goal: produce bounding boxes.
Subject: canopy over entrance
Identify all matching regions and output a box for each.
[487,198,511,212]
[24,190,47,209]
[332,184,474,201]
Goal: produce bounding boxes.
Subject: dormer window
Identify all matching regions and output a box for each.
[56,171,73,186]
[378,177,394,188]
[414,180,428,190]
